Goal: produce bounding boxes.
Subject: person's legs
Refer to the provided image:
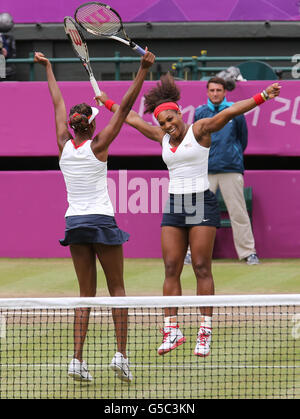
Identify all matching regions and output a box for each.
[69,244,97,361]
[94,243,132,382]
[157,227,188,355]
[161,226,189,317]
[189,226,216,315]
[94,243,128,356]
[70,243,97,297]
[184,177,218,265]
[68,244,97,380]
[218,173,256,261]
[94,243,125,297]
[189,226,216,356]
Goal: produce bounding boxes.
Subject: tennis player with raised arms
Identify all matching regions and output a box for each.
[34,49,155,382]
[96,75,281,357]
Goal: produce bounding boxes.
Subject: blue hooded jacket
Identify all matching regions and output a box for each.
[194,98,248,174]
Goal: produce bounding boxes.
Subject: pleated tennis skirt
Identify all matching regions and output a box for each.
[161,189,220,228]
[59,214,130,247]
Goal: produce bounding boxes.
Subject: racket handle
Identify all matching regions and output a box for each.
[130,42,146,56]
[90,76,103,106]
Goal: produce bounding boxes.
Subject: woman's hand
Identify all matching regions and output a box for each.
[265,83,281,99]
[34,52,50,67]
[140,47,155,70]
[94,91,109,106]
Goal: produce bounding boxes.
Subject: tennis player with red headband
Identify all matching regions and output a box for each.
[34,50,155,382]
[96,74,281,357]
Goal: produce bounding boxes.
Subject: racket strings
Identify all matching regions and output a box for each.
[76,5,121,36]
[64,19,88,61]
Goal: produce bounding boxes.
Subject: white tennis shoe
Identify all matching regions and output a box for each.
[110,352,133,382]
[68,358,92,382]
[194,327,212,357]
[157,325,186,355]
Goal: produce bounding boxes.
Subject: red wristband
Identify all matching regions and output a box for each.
[253,93,266,106]
[104,99,116,111]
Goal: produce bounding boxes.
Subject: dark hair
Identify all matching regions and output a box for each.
[144,72,180,114]
[69,103,92,132]
[206,77,227,90]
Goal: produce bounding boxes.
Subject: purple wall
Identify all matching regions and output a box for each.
[0,81,299,157]
[1,80,300,259]
[1,170,300,258]
[3,0,300,23]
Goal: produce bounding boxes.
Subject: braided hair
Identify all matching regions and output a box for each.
[69,103,92,132]
[144,72,181,114]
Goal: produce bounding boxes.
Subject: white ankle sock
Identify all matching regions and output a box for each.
[164,316,178,327]
[200,315,212,329]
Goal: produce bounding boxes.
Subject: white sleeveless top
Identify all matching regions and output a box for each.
[162,125,210,194]
[59,139,114,217]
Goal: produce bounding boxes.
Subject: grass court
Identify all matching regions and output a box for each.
[0,258,299,399]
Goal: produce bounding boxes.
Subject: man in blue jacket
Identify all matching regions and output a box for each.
[185,77,259,265]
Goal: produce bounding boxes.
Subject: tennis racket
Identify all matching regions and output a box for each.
[74,2,146,56]
[63,16,102,105]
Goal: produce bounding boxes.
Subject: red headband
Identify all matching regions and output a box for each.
[153,102,179,119]
[68,107,99,127]
[69,113,91,120]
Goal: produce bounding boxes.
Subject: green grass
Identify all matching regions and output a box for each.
[0,258,299,297]
[0,258,299,399]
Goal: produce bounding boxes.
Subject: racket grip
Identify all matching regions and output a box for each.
[131,43,146,56]
[90,76,103,106]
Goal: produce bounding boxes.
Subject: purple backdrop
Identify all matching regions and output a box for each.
[2,0,300,23]
[0,80,299,157]
[1,79,300,258]
[1,170,300,258]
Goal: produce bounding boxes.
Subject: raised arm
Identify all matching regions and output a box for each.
[92,50,156,158]
[95,91,163,144]
[98,93,163,143]
[34,52,70,154]
[194,83,281,138]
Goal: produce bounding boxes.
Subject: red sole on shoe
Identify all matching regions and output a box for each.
[194,351,210,357]
[158,337,186,355]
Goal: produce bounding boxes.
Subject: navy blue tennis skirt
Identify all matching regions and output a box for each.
[59,214,130,247]
[161,189,220,228]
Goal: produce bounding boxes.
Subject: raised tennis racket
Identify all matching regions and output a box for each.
[74,2,146,56]
[63,16,102,105]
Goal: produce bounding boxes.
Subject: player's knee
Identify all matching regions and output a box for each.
[109,283,126,297]
[164,260,181,277]
[80,288,96,297]
[193,261,211,280]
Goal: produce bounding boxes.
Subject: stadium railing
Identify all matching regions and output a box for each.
[6,52,297,81]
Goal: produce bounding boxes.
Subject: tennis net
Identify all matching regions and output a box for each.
[0,294,299,399]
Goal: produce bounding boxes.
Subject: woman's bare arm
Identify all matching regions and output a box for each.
[91,50,155,160]
[95,93,164,144]
[34,52,70,154]
[194,82,281,138]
